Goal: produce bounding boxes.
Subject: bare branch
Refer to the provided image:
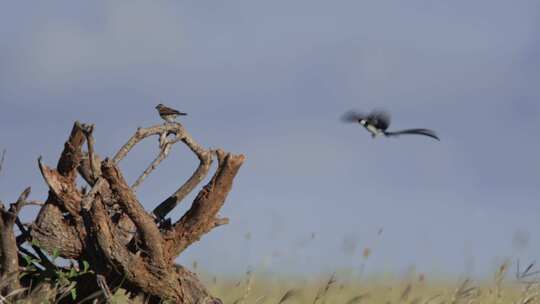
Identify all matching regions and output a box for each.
[80,176,136,246]
[152,130,214,220]
[96,275,113,302]
[152,153,212,220]
[102,160,165,265]
[26,200,45,207]
[84,194,139,277]
[78,153,103,186]
[0,187,31,294]
[81,178,107,211]
[163,150,245,257]
[32,121,89,260]
[213,217,229,228]
[38,157,82,217]
[113,123,207,202]
[132,143,173,191]
[113,123,187,164]
[81,123,100,182]
[111,122,214,220]
[10,187,31,217]
[56,121,86,181]
[83,195,185,301]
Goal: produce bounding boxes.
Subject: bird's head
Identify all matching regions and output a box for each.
[155,103,164,109]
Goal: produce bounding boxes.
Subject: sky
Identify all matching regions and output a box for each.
[1,1,539,278]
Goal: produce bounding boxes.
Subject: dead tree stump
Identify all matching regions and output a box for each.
[0,121,245,303]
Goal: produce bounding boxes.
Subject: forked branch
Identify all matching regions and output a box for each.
[113,123,187,164]
[163,149,245,258]
[132,142,173,191]
[152,128,214,220]
[111,122,214,220]
[0,187,31,294]
[19,117,244,303]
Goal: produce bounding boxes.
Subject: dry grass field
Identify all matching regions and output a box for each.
[1,260,538,303]
[202,264,539,304]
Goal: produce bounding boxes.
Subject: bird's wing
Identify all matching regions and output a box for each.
[384,128,440,141]
[340,110,367,123]
[367,110,391,130]
[160,106,187,116]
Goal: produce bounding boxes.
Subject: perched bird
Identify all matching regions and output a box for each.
[341,109,440,141]
[155,103,187,123]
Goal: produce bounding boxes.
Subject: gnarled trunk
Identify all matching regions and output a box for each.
[1,120,244,303]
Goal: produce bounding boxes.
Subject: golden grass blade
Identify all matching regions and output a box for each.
[345,293,369,304]
[313,273,336,304]
[278,289,301,303]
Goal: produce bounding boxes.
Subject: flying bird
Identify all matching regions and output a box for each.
[155,103,187,123]
[341,109,440,141]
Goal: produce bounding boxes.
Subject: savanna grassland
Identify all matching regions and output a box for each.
[202,263,539,304]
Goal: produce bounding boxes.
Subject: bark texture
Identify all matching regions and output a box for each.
[1,120,244,303]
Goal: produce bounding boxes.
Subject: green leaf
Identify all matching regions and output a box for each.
[23,254,32,266]
[52,248,60,260]
[70,288,77,300]
[55,270,66,280]
[82,261,90,273]
[69,267,77,278]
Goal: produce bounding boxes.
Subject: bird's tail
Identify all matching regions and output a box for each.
[384,129,440,141]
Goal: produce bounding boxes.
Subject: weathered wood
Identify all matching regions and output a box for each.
[38,158,82,217]
[0,187,31,294]
[57,121,86,181]
[152,126,214,220]
[132,143,172,190]
[31,203,84,259]
[111,122,214,220]
[163,150,245,258]
[102,160,165,266]
[81,123,100,182]
[32,121,88,259]
[5,119,243,303]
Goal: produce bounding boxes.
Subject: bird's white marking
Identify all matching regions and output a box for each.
[162,114,177,123]
[366,124,381,137]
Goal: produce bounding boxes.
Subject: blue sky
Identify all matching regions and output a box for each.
[1,1,539,278]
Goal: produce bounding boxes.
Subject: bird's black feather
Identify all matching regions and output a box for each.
[341,108,439,141]
[340,110,366,123]
[367,110,391,131]
[384,128,440,141]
